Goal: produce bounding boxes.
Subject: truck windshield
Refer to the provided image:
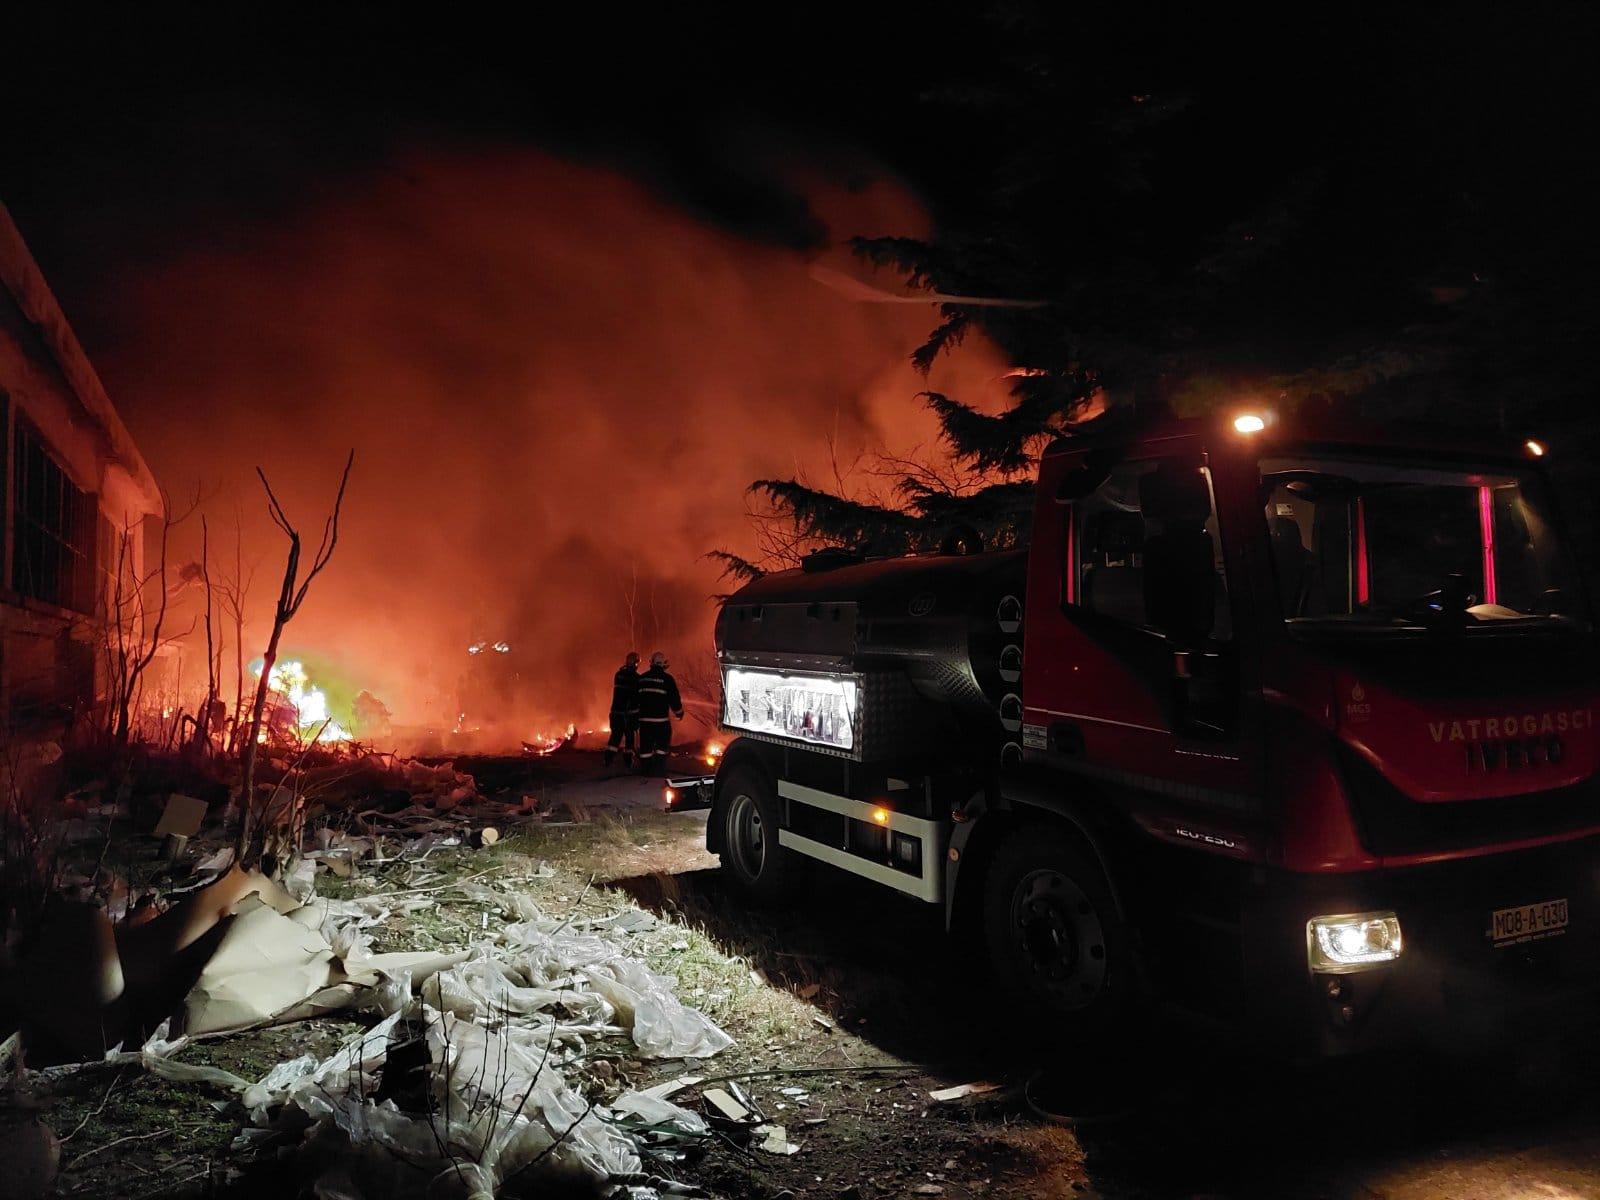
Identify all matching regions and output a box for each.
[1260,455,1586,631]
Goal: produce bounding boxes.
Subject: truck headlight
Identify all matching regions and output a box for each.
[1307,911,1403,972]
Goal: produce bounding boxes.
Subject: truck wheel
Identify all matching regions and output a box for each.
[983,824,1128,1023]
[717,765,801,902]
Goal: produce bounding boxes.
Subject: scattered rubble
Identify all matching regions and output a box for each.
[0,742,748,1198]
[4,747,1036,1200]
[7,848,735,1197]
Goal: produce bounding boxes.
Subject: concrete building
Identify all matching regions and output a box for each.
[0,202,162,731]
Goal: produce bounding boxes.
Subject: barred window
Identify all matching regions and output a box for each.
[11,416,97,614]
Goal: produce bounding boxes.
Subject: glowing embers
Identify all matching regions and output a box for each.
[257,659,351,742]
[524,723,578,756]
[721,667,859,751]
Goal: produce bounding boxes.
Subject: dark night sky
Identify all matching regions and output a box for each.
[2,6,990,282]
[7,6,1598,364]
[9,5,1598,365]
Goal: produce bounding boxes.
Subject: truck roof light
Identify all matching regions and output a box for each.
[1526,439,1547,457]
[1233,413,1267,434]
[871,806,890,825]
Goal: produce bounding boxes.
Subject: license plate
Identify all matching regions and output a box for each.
[1488,898,1569,947]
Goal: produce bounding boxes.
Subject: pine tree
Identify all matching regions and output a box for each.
[737,5,1600,578]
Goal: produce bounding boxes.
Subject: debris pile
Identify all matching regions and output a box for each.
[1,737,743,1199]
[6,862,732,1198]
[261,752,485,816]
[233,886,728,1196]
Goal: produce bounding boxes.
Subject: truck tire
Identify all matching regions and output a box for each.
[717,764,802,903]
[983,823,1129,1024]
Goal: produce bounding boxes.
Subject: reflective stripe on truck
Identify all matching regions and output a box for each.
[775,779,946,903]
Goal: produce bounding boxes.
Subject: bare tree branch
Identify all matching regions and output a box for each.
[235,451,356,864]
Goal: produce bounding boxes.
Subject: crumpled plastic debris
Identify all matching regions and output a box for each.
[609,1090,709,1137]
[580,959,733,1060]
[419,896,733,1060]
[226,886,732,1199]
[14,851,727,1199]
[93,1021,256,1093]
[193,846,236,876]
[284,856,319,901]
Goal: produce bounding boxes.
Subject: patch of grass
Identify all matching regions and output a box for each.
[653,921,815,1047]
[183,1020,359,1080]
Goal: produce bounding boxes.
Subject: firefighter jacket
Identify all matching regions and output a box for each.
[610,666,640,717]
[636,666,683,724]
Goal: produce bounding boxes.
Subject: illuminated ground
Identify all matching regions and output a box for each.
[34,749,1600,1199]
[523,751,1600,1200]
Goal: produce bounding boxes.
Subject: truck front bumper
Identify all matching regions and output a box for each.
[1243,834,1600,1057]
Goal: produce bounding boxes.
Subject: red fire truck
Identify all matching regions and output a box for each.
[706,412,1597,1053]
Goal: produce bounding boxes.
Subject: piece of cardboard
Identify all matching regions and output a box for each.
[183,897,337,1035]
[182,891,470,1035]
[154,794,208,838]
[703,1088,753,1124]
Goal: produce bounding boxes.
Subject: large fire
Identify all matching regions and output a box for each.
[257,659,352,743]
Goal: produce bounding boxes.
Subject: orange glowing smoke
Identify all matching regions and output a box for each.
[98,151,1012,746]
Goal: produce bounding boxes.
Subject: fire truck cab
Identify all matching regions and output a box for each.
[708,413,1598,1054]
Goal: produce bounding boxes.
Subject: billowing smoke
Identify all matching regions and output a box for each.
[99,148,1007,745]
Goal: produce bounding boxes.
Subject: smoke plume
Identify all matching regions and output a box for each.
[98,148,1007,744]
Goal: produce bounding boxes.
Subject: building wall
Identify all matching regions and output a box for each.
[0,206,162,733]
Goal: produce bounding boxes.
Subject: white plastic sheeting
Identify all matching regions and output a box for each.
[420,905,733,1061]
[236,884,729,1198]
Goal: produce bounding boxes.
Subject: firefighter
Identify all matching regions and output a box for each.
[603,651,641,767]
[636,650,684,774]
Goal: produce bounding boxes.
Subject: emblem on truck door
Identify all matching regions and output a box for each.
[1343,682,1371,724]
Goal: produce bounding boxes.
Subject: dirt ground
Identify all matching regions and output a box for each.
[24,747,1600,1200]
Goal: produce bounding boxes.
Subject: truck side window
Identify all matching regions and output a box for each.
[1074,458,1231,642]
